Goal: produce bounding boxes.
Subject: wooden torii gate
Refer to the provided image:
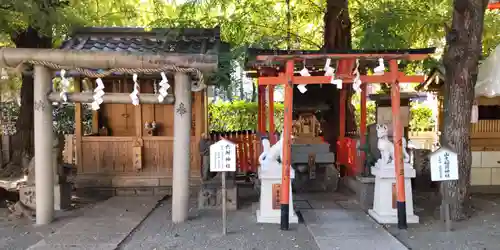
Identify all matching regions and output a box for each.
[250,48,435,230]
[0,48,218,225]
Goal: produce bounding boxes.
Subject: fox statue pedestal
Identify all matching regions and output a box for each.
[256,161,298,224]
[368,161,419,224]
[368,123,419,224]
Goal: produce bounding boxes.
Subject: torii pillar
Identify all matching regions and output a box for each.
[34,65,55,225]
[172,72,192,223]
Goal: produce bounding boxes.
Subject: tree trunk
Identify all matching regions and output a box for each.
[442,0,488,220]
[320,0,355,149]
[8,27,52,166]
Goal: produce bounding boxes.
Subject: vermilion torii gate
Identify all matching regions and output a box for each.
[489,0,500,9]
[248,48,435,230]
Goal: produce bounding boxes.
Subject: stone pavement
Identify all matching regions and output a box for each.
[301,209,407,250]
[27,195,164,250]
[118,198,320,250]
[297,192,408,250]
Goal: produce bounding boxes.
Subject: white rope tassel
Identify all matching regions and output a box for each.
[157,72,170,103]
[353,59,362,93]
[130,73,140,106]
[60,69,70,102]
[91,78,105,110]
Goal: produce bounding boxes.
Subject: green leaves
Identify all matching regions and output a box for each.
[208,100,284,132]
[209,99,434,132]
[409,102,435,131]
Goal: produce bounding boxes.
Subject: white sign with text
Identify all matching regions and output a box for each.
[430,147,459,181]
[210,139,237,172]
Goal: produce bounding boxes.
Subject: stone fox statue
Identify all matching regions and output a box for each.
[376,124,410,164]
[258,133,285,169]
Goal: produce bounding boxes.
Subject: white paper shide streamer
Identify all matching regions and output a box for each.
[324,58,335,77]
[91,78,105,110]
[374,58,385,75]
[297,66,310,94]
[157,72,170,103]
[352,59,362,93]
[324,58,342,89]
[130,73,140,106]
[60,69,70,103]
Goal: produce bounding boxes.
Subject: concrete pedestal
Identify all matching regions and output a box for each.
[20,183,72,211]
[256,162,298,224]
[368,162,419,224]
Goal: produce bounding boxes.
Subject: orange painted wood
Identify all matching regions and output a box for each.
[280,60,294,205]
[249,132,256,171]
[488,2,500,9]
[268,85,276,144]
[339,89,347,142]
[359,83,367,175]
[256,53,431,61]
[257,74,425,85]
[337,59,355,75]
[389,60,406,203]
[257,85,267,133]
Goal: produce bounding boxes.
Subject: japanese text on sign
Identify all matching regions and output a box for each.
[210,139,236,172]
[430,147,459,182]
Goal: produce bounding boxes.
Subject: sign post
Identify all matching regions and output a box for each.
[209,139,236,236]
[429,146,459,232]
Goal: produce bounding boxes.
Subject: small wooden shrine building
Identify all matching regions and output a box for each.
[61,27,228,195]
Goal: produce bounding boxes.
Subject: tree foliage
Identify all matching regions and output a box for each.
[208,100,284,132]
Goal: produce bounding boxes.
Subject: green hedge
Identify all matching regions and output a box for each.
[208,100,284,132]
[208,100,435,132]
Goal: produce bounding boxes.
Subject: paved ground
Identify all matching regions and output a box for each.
[0,196,100,250]
[12,185,500,250]
[27,195,164,250]
[386,192,500,250]
[297,191,407,250]
[0,209,80,250]
[119,191,319,250]
[119,187,406,250]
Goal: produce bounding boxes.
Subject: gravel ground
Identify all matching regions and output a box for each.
[386,192,500,250]
[119,187,320,250]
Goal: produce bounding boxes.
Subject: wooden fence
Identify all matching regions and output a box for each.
[27,130,438,176]
[209,131,265,174]
[61,133,265,175]
[408,131,439,150]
